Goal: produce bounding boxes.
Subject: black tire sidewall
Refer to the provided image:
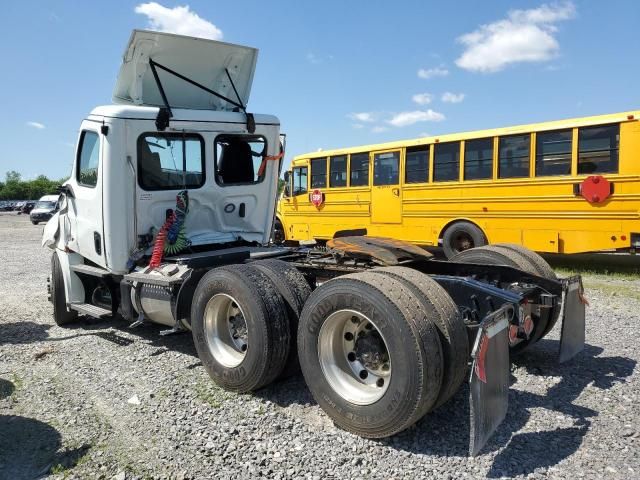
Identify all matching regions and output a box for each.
[191,268,272,391]
[298,280,424,436]
[443,222,486,259]
[51,252,77,326]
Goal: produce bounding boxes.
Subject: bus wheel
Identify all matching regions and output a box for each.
[252,259,311,377]
[272,218,285,245]
[493,243,561,338]
[442,221,487,259]
[191,264,290,392]
[50,252,78,326]
[373,266,468,409]
[450,245,550,354]
[297,271,443,438]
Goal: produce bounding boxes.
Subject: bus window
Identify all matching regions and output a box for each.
[350,152,369,186]
[578,124,619,174]
[434,142,460,182]
[464,138,493,180]
[373,152,400,185]
[311,158,327,188]
[329,155,347,187]
[499,135,530,178]
[293,166,308,195]
[405,146,429,183]
[536,129,572,176]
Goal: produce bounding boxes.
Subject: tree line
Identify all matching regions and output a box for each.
[0,171,65,201]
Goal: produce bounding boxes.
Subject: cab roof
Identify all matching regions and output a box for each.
[113,30,258,111]
[88,104,279,126]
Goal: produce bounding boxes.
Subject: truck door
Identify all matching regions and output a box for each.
[371,150,402,224]
[67,127,105,267]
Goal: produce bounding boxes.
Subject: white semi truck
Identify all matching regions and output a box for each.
[42,30,586,455]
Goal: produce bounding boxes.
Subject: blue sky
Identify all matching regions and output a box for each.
[0,1,638,179]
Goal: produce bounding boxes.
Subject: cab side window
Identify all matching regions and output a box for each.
[77,131,100,187]
[293,166,308,195]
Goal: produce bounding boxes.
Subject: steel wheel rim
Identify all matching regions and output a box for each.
[203,293,248,368]
[318,309,391,405]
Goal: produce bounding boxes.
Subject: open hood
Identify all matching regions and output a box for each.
[113,30,258,111]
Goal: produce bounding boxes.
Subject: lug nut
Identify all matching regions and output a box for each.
[344,332,354,341]
[350,316,359,324]
[359,370,368,380]
[241,344,247,352]
[365,323,373,330]
[376,378,384,387]
[347,352,356,362]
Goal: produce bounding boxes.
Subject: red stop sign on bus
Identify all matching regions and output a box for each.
[310,189,324,207]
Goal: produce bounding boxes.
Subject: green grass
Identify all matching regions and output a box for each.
[555,267,640,281]
[581,279,640,301]
[194,380,235,408]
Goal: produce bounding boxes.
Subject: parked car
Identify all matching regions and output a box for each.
[30,195,59,224]
[0,202,16,212]
[19,201,36,215]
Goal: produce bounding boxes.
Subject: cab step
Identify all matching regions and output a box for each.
[69,302,112,319]
[71,264,110,278]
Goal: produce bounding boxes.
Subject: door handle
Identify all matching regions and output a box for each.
[392,188,400,196]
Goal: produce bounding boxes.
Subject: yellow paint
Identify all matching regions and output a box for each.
[278,111,640,253]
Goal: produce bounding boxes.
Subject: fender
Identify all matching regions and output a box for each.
[54,249,86,306]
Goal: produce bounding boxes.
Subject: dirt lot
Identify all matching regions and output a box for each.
[1,212,639,480]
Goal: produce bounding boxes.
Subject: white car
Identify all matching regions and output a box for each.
[30,194,59,225]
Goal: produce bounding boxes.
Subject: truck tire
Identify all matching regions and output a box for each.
[451,245,549,353]
[493,243,557,279]
[252,259,311,377]
[374,266,468,409]
[492,243,561,338]
[191,264,290,392]
[442,221,487,259]
[50,252,78,326]
[297,271,443,438]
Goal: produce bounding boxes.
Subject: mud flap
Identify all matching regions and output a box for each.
[559,275,586,363]
[469,305,511,456]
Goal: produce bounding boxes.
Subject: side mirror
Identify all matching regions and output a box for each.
[283,171,291,197]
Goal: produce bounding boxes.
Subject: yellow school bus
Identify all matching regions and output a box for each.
[276,110,640,257]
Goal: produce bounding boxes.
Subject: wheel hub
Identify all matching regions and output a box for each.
[355,333,388,371]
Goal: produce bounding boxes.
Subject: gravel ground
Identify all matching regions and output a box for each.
[0,212,638,480]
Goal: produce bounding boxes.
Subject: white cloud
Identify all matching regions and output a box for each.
[348,112,376,123]
[306,52,333,64]
[387,110,445,128]
[351,123,365,130]
[442,92,465,103]
[26,121,45,129]
[412,93,433,105]
[417,67,449,79]
[372,126,389,133]
[135,2,223,40]
[455,2,575,73]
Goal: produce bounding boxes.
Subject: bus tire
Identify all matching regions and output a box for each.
[450,245,549,354]
[442,221,487,259]
[297,271,443,438]
[50,252,78,326]
[273,218,285,245]
[492,244,561,338]
[191,264,290,392]
[374,266,468,409]
[252,259,311,377]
